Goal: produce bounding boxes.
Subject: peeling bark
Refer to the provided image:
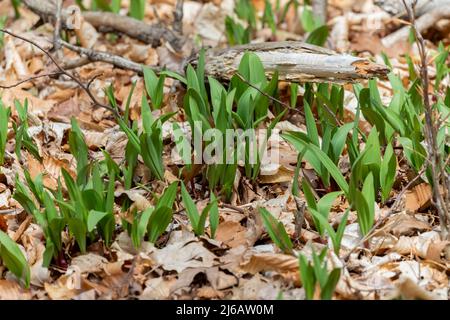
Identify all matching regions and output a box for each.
[202,41,389,84]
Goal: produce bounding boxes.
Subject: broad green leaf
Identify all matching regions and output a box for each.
[308,144,349,195]
[181,182,200,232]
[305,25,329,46]
[148,206,172,243]
[259,207,293,254]
[299,254,315,300]
[0,230,30,287]
[380,144,397,202]
[209,193,219,239]
[87,210,109,232]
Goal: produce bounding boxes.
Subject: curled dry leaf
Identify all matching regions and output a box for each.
[395,277,439,300]
[384,212,431,237]
[68,253,108,274]
[240,253,298,275]
[140,276,177,300]
[405,183,433,212]
[231,274,280,300]
[390,231,443,260]
[171,267,237,294]
[215,220,248,248]
[151,240,217,273]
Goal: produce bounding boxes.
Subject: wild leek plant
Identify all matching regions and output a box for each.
[107,85,174,182]
[130,181,178,247]
[259,207,293,255]
[0,230,30,287]
[181,182,219,237]
[299,248,341,300]
[12,99,41,161]
[0,100,10,165]
[14,122,118,263]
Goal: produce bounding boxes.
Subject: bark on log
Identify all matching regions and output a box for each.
[22,0,184,51]
[202,42,389,84]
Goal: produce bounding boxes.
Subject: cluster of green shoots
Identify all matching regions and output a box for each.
[226,0,328,47]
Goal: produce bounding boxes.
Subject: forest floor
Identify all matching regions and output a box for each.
[0,0,449,300]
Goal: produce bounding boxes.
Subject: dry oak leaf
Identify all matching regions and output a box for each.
[27,154,74,190]
[231,274,281,300]
[140,276,177,300]
[391,231,441,259]
[215,220,248,248]
[384,212,431,237]
[396,277,440,300]
[240,253,298,274]
[0,280,31,300]
[44,275,83,300]
[151,240,217,273]
[405,183,433,212]
[69,253,108,274]
[171,267,237,294]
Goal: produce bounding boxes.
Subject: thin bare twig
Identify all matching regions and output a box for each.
[0,28,119,117]
[60,40,153,75]
[0,72,63,89]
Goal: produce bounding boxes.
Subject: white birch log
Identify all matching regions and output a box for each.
[203,42,389,84]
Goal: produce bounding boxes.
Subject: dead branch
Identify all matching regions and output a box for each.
[0,71,62,89]
[382,6,450,48]
[0,28,119,117]
[22,0,185,51]
[202,41,389,84]
[60,40,153,74]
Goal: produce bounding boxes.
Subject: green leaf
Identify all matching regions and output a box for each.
[380,144,397,202]
[69,118,89,185]
[304,101,320,147]
[148,206,172,243]
[306,25,329,46]
[259,207,293,254]
[238,52,267,88]
[140,130,164,180]
[68,218,87,253]
[133,207,151,247]
[143,66,166,109]
[0,102,10,165]
[181,182,200,233]
[129,0,145,20]
[156,182,178,210]
[321,268,341,300]
[87,210,110,232]
[308,144,349,195]
[209,193,219,239]
[299,254,315,300]
[0,230,30,287]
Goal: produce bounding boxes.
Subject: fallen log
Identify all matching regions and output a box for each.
[202,41,389,84]
[22,0,184,51]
